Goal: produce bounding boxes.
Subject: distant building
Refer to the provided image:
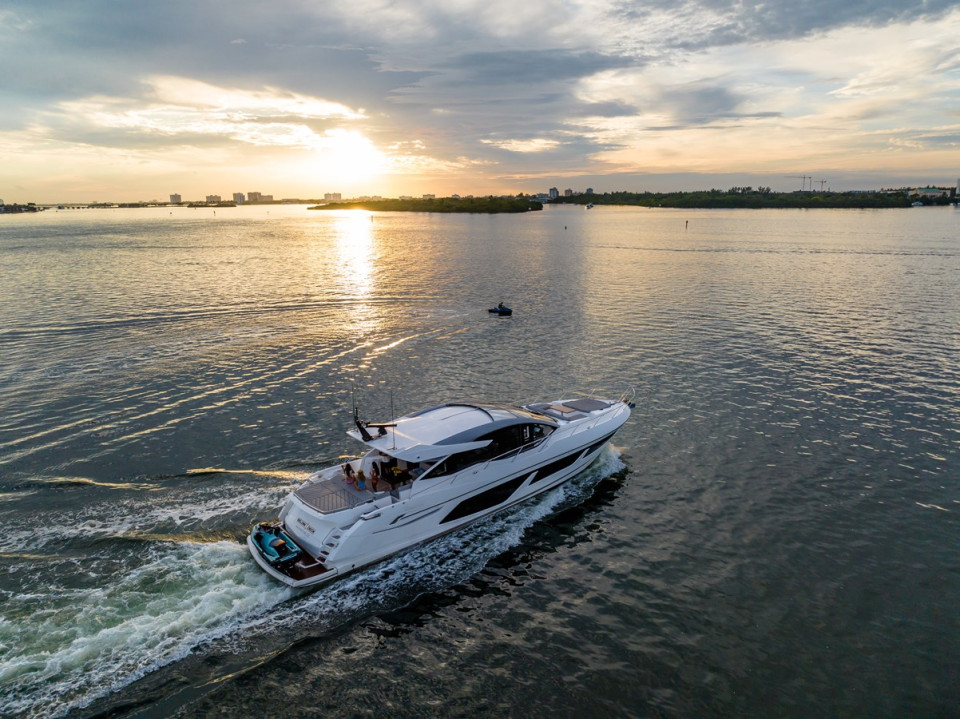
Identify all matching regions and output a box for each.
[910,187,948,198]
[233,193,245,204]
[205,194,221,203]
[399,195,413,200]
[548,187,559,200]
[169,194,181,204]
[422,194,435,199]
[248,191,262,203]
[324,193,341,202]
[564,188,573,197]
[585,188,594,195]
[260,194,274,203]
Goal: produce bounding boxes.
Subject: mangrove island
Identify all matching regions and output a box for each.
[308,196,543,213]
[552,187,955,209]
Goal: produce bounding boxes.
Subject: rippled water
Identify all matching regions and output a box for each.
[0,204,958,717]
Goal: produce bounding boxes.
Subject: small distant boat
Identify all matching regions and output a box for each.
[488,305,512,316]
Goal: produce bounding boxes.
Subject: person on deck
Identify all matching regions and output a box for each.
[392,464,412,485]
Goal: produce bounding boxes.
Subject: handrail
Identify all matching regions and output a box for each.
[479,435,549,469]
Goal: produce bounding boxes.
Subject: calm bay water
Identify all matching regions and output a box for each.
[0,204,958,718]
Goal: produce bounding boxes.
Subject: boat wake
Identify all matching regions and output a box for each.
[3,478,298,552]
[0,449,625,719]
[0,541,294,719]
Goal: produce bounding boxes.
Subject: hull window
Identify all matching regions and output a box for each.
[441,476,526,524]
[529,449,584,485]
[583,432,616,458]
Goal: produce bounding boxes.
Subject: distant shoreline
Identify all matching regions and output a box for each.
[5,190,956,214]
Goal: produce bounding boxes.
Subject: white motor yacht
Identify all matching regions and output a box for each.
[248,394,632,588]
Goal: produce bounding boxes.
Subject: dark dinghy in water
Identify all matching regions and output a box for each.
[488,306,512,316]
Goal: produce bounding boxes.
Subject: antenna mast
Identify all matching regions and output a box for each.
[352,383,373,441]
[390,390,396,449]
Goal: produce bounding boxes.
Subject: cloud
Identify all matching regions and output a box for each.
[611,0,958,49]
[480,138,561,153]
[32,77,370,155]
[442,49,634,86]
[145,76,365,121]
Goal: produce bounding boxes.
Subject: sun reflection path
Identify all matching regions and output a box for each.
[328,210,385,349]
[333,210,375,299]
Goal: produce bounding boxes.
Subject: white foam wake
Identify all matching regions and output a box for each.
[0,541,295,718]
[2,480,298,552]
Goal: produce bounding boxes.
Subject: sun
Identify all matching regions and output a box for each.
[311,129,387,187]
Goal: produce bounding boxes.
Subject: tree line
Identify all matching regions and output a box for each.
[552,188,954,209]
[310,196,543,213]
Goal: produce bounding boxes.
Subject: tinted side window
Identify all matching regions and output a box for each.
[427,423,554,477]
[441,476,526,524]
[520,423,553,451]
[428,445,493,477]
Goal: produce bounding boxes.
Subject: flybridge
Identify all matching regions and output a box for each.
[347,402,562,462]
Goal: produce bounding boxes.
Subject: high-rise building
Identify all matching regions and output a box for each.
[170,194,181,204]
[206,195,221,203]
[248,191,262,203]
[233,193,245,204]
[324,193,341,202]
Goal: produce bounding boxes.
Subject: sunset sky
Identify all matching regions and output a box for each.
[1,0,959,202]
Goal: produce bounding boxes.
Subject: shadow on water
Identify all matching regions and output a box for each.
[374,468,629,636]
[74,459,630,719]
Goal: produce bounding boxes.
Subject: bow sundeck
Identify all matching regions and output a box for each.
[248,395,631,588]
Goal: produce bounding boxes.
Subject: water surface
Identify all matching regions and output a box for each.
[0,204,958,717]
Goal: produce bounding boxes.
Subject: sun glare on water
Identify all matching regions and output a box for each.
[334,209,375,291]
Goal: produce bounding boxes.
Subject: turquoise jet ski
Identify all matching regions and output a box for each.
[251,522,303,567]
